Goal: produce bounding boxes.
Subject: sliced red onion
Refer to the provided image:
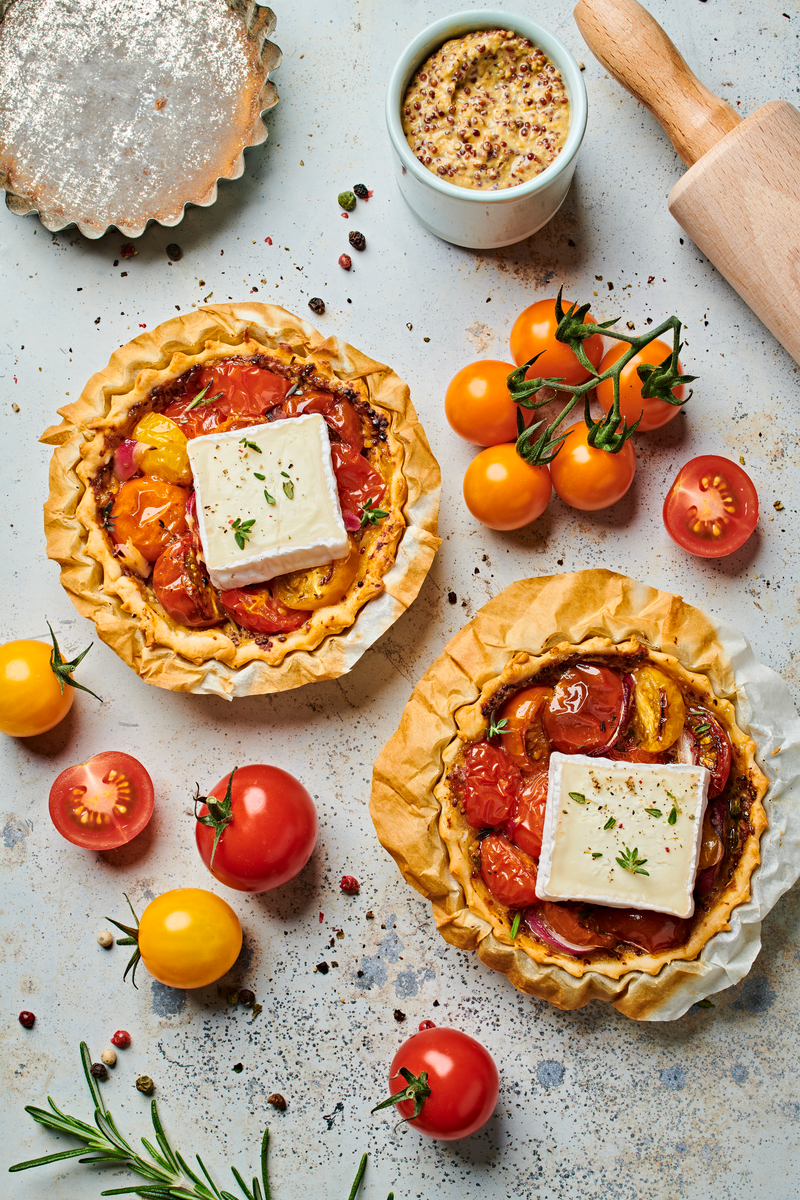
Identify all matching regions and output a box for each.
[708,796,727,839]
[585,671,635,757]
[695,864,718,895]
[114,439,147,481]
[522,907,596,956]
[676,725,699,764]
[343,510,361,532]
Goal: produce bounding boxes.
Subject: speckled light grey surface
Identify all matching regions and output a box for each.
[1,2,799,1198]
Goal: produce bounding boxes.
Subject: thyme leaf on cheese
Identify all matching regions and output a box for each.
[569,791,587,804]
[604,816,616,830]
[615,845,649,876]
[645,807,663,818]
[231,517,255,549]
[592,852,603,859]
[239,437,262,453]
[253,471,266,481]
[264,489,276,506]
[282,480,295,499]
[360,497,389,526]
[668,805,678,825]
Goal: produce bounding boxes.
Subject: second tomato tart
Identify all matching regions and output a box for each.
[370,570,769,1019]
[42,304,440,694]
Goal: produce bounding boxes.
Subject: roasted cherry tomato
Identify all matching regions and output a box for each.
[163,362,290,438]
[132,413,192,485]
[136,888,242,989]
[49,751,154,850]
[220,583,312,634]
[507,768,548,860]
[462,742,520,828]
[549,423,636,511]
[153,536,225,628]
[463,444,551,530]
[686,709,731,798]
[593,906,691,954]
[281,389,365,454]
[698,808,724,871]
[538,901,617,951]
[271,539,361,611]
[595,339,687,432]
[630,665,686,753]
[510,298,604,387]
[195,764,318,893]
[543,664,626,754]
[663,455,759,558]
[110,476,189,563]
[480,833,539,907]
[0,638,77,737]
[498,686,552,770]
[445,360,523,446]
[378,1025,499,1141]
[330,442,387,528]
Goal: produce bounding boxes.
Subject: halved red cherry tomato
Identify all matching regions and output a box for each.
[462,742,520,828]
[110,476,189,562]
[507,768,548,860]
[382,1026,499,1140]
[686,709,731,798]
[480,833,539,907]
[195,765,318,893]
[539,901,617,951]
[593,906,691,954]
[153,536,224,628]
[596,339,687,432]
[445,360,523,446]
[498,686,552,770]
[510,298,604,387]
[543,664,626,754]
[549,423,636,511]
[220,584,311,634]
[330,442,386,527]
[49,751,154,850]
[663,455,759,558]
[163,362,290,438]
[463,444,551,530]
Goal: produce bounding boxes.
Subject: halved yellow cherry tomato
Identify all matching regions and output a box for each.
[272,539,362,611]
[132,413,192,485]
[631,665,686,752]
[0,639,73,736]
[463,444,551,530]
[137,888,242,989]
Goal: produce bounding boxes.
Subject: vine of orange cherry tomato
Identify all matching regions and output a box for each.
[510,297,604,386]
[462,443,551,530]
[596,337,687,432]
[49,751,154,850]
[372,1024,499,1140]
[194,764,318,893]
[549,422,636,511]
[0,624,101,738]
[663,455,759,558]
[108,889,242,989]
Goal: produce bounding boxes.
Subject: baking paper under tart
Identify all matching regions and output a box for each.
[370,570,769,1020]
[42,303,441,696]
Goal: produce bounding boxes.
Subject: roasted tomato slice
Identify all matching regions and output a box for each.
[542,664,626,754]
[462,742,520,828]
[110,476,189,563]
[506,767,548,860]
[539,901,618,951]
[153,536,225,628]
[220,583,312,634]
[480,834,539,908]
[663,455,758,559]
[498,686,552,770]
[686,709,731,798]
[697,807,724,871]
[271,539,362,611]
[163,362,290,438]
[630,665,686,753]
[280,389,365,454]
[593,907,692,954]
[330,442,386,528]
[49,751,154,850]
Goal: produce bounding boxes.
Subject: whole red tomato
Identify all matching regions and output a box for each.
[195,765,318,892]
[374,1025,499,1140]
[49,751,154,850]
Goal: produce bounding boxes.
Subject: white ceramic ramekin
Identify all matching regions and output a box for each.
[386,10,588,249]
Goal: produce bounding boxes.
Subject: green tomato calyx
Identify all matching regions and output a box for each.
[106,893,142,988]
[371,1067,432,1129]
[193,767,237,870]
[47,622,103,702]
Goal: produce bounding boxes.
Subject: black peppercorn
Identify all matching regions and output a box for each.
[90,1062,108,1081]
[238,988,256,1006]
[166,243,183,260]
[353,184,369,199]
[348,231,366,252]
[308,297,325,315]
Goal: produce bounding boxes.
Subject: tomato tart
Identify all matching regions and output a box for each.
[371,571,769,1018]
[43,304,440,694]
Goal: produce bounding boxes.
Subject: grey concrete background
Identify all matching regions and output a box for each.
[1,2,798,1198]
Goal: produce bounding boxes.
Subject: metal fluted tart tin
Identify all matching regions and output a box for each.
[0,0,281,239]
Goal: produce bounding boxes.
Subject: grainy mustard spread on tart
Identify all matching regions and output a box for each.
[42,304,440,695]
[371,571,768,1018]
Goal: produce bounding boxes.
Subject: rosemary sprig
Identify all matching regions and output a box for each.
[186,384,224,411]
[508,288,697,467]
[9,1044,381,1199]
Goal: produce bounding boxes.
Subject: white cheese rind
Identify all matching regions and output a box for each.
[187,414,349,590]
[536,753,710,919]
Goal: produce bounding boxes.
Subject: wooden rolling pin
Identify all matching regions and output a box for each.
[574,0,800,366]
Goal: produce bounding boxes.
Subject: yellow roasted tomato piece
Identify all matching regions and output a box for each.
[133,413,192,485]
[272,540,361,611]
[631,665,686,753]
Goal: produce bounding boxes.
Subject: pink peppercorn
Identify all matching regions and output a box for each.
[338,254,352,270]
[340,875,360,894]
[419,1019,436,1031]
[19,1011,35,1028]
[111,1030,131,1048]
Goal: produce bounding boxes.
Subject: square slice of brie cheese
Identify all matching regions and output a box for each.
[187,414,350,590]
[536,753,710,919]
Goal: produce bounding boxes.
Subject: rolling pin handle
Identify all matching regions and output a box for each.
[573,0,741,166]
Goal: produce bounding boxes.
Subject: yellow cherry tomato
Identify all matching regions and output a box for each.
[631,665,686,752]
[137,889,242,989]
[595,339,687,433]
[549,423,636,511]
[133,413,192,485]
[445,360,521,446]
[463,444,551,530]
[0,639,73,737]
[272,538,362,610]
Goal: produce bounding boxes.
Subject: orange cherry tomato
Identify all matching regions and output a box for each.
[463,444,551,530]
[445,360,521,446]
[498,686,552,770]
[549,423,636,511]
[595,339,687,432]
[137,888,242,989]
[510,298,604,387]
[111,477,189,562]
